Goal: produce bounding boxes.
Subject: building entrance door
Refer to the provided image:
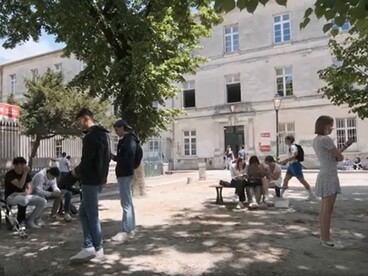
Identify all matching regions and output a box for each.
[224,125,244,157]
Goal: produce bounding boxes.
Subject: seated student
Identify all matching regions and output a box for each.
[4,157,47,229]
[32,167,62,222]
[246,156,270,209]
[263,156,283,202]
[57,171,82,221]
[229,157,252,209]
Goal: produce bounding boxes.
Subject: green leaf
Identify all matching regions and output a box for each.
[324,9,336,20]
[246,0,259,13]
[334,16,346,26]
[299,17,311,29]
[304,7,313,17]
[323,23,333,33]
[275,0,287,6]
[259,0,269,5]
[351,6,367,20]
[333,0,348,14]
[237,0,247,10]
[222,0,236,12]
[315,6,325,19]
[330,28,339,36]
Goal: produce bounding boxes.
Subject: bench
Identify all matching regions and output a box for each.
[210,184,283,204]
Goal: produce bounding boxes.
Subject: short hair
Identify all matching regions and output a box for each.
[285,135,295,143]
[47,167,60,177]
[241,145,245,149]
[315,115,334,135]
[75,108,94,120]
[249,155,260,166]
[265,156,276,163]
[62,152,67,157]
[12,157,27,165]
[66,155,71,159]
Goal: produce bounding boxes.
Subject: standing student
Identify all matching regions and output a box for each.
[111,119,141,242]
[51,152,71,178]
[313,115,353,248]
[280,135,316,201]
[69,108,111,263]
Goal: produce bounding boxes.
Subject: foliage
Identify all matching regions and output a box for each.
[21,69,110,167]
[6,93,18,105]
[318,37,368,119]
[0,1,222,143]
[212,0,368,35]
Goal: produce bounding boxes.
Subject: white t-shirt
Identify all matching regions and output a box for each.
[289,144,298,164]
[230,163,246,179]
[57,157,71,173]
[270,163,282,187]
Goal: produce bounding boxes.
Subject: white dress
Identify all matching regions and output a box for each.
[313,135,341,198]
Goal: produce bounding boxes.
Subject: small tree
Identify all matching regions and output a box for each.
[318,36,368,119]
[6,93,19,105]
[21,69,111,169]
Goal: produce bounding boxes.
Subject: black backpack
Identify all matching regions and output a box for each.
[134,143,143,169]
[294,144,305,162]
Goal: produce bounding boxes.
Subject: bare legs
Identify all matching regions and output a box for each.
[320,193,337,242]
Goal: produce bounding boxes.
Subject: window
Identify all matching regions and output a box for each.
[224,25,239,53]
[149,140,159,152]
[10,74,16,94]
[273,14,291,44]
[336,118,357,149]
[55,139,63,157]
[276,67,293,96]
[278,122,295,154]
[225,73,241,103]
[184,130,196,156]
[332,20,350,32]
[54,63,62,72]
[183,81,196,108]
[152,101,159,108]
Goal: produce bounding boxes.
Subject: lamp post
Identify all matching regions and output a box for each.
[273,94,282,161]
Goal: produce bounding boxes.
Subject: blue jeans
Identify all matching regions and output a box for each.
[117,176,135,233]
[79,185,102,251]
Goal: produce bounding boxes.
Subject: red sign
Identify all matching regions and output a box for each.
[260,132,270,138]
[0,103,20,119]
[260,145,271,152]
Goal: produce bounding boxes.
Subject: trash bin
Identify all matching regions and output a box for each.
[198,162,206,181]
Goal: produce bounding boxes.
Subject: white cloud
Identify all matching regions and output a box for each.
[0,36,62,64]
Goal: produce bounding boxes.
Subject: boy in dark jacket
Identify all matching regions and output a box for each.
[69,108,111,263]
[110,119,140,243]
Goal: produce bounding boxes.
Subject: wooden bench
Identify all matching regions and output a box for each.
[210,184,283,204]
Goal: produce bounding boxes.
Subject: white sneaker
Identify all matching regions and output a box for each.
[27,221,41,229]
[321,240,344,249]
[235,202,244,210]
[64,213,72,222]
[249,202,259,209]
[305,193,317,201]
[111,232,134,243]
[231,194,238,203]
[35,219,45,227]
[95,248,104,259]
[69,247,96,264]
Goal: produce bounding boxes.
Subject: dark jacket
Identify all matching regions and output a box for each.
[76,125,111,185]
[113,132,140,177]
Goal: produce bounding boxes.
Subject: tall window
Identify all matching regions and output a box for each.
[273,14,291,44]
[336,118,357,149]
[225,73,241,103]
[149,140,159,152]
[278,122,295,154]
[10,74,16,94]
[224,24,239,53]
[55,139,63,157]
[183,81,196,108]
[276,67,293,96]
[54,63,62,72]
[184,130,196,156]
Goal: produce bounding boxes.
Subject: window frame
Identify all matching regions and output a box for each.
[335,118,357,150]
[183,130,197,156]
[276,67,293,97]
[278,122,295,155]
[55,139,63,157]
[183,81,196,108]
[9,74,16,94]
[273,13,291,44]
[224,24,239,54]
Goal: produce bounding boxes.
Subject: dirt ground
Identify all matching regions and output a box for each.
[1,171,368,276]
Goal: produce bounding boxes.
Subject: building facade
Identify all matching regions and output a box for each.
[168,0,368,169]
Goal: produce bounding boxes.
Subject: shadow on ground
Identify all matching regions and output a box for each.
[0,186,368,276]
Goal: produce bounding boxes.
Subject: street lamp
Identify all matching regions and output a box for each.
[273,93,282,161]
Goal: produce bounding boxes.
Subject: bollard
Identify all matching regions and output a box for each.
[198,162,207,181]
[186,177,193,184]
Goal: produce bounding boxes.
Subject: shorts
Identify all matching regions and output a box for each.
[286,162,304,179]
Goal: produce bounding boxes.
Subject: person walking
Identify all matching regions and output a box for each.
[51,152,71,178]
[313,115,353,248]
[69,108,111,263]
[280,135,316,201]
[110,119,141,243]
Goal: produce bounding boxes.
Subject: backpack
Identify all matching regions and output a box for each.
[134,143,143,169]
[293,144,304,162]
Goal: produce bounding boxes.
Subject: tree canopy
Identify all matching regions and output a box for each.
[0,1,222,142]
[21,69,110,167]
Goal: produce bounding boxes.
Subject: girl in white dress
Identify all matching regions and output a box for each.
[313,115,353,248]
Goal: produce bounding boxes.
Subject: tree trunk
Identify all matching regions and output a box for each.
[28,135,41,170]
[132,163,146,197]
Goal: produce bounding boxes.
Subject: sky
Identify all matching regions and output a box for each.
[0,32,64,64]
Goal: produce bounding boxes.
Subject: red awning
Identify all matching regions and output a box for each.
[0,103,20,122]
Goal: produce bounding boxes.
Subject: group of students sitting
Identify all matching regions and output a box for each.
[220,155,282,209]
[3,157,80,229]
